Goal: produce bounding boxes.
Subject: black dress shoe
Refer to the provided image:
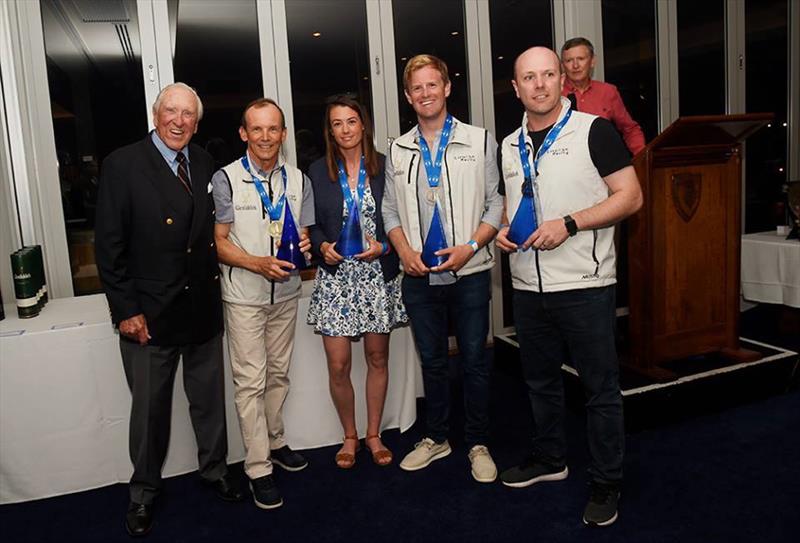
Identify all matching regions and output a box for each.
[125,502,153,537]
[211,473,245,502]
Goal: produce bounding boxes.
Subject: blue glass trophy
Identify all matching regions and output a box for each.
[337,195,365,257]
[276,205,305,270]
[508,188,537,246]
[421,203,448,268]
[335,157,367,258]
[508,107,573,249]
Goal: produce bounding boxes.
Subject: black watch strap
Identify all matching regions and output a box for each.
[564,214,578,237]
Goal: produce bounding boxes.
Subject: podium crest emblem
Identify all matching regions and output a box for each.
[671,173,701,222]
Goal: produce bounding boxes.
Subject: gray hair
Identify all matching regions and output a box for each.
[152,82,204,120]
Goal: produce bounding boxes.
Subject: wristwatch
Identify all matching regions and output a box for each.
[563,215,578,237]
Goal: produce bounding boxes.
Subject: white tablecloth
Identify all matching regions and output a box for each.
[0,293,422,504]
[741,232,800,308]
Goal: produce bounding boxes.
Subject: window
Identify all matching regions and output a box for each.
[40,0,147,295]
[601,0,658,141]
[392,0,470,133]
[488,0,553,140]
[745,0,788,233]
[677,0,725,116]
[285,0,372,173]
[170,0,263,170]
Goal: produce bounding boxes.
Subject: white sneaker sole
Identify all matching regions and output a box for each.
[501,466,569,488]
[583,511,618,526]
[249,482,283,510]
[271,457,308,472]
[399,446,452,471]
[471,468,498,483]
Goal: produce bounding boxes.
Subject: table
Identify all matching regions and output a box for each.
[0,293,422,504]
[740,232,800,308]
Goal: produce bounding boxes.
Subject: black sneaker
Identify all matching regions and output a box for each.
[271,445,309,472]
[582,481,620,526]
[500,454,569,488]
[249,475,283,510]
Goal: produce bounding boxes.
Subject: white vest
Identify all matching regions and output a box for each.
[501,98,617,292]
[388,118,494,277]
[219,157,304,305]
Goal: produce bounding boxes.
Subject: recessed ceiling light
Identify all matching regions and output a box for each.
[497,55,504,60]
[401,57,407,61]
[455,72,461,77]
[451,31,459,36]
[312,31,321,37]
[363,76,368,80]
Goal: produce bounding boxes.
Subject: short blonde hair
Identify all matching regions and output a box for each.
[402,54,450,90]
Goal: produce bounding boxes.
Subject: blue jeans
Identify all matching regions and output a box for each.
[513,285,624,484]
[402,270,491,446]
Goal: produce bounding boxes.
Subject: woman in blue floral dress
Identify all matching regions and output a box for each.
[307,95,407,468]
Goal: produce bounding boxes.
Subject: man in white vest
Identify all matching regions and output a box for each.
[383,54,503,483]
[211,98,314,510]
[495,47,642,526]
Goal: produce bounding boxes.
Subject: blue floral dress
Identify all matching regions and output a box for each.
[307,186,408,337]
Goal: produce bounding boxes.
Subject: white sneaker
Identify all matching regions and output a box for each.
[399,438,452,471]
[468,445,497,483]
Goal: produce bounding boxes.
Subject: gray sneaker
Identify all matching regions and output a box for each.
[500,454,569,488]
[399,438,452,471]
[582,481,620,526]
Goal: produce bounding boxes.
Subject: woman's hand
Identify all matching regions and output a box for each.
[321,241,344,265]
[355,237,384,263]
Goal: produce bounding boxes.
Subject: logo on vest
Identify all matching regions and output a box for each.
[549,147,569,157]
[453,154,476,163]
[581,272,600,280]
[504,170,520,179]
[235,204,259,211]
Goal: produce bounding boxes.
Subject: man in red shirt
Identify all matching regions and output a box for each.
[561,37,646,155]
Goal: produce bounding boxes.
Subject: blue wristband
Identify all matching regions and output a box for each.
[467,239,479,253]
[381,241,389,255]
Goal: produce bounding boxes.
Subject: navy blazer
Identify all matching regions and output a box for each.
[95,135,223,346]
[308,154,400,282]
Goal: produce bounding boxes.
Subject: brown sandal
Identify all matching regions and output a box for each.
[335,435,360,469]
[365,434,393,466]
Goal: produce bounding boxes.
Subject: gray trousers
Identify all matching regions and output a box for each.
[120,332,228,504]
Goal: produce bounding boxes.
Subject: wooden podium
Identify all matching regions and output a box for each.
[627,114,771,380]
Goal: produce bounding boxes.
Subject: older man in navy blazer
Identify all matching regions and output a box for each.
[95,83,243,537]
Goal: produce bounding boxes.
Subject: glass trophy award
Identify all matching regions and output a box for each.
[507,190,537,247]
[421,203,448,268]
[276,205,305,270]
[336,198,365,257]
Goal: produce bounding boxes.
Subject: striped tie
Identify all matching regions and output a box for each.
[175,151,193,195]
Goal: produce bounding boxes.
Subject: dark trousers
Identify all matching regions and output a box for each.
[513,285,624,484]
[402,270,491,447]
[120,332,228,504]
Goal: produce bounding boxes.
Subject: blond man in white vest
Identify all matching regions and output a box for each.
[383,54,503,483]
[211,98,315,510]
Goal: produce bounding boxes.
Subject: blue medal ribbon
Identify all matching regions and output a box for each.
[508,107,572,248]
[241,154,286,221]
[516,107,572,216]
[518,107,572,197]
[418,114,454,189]
[336,156,367,211]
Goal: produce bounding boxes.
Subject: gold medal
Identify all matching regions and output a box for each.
[268,220,283,238]
[426,188,438,204]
